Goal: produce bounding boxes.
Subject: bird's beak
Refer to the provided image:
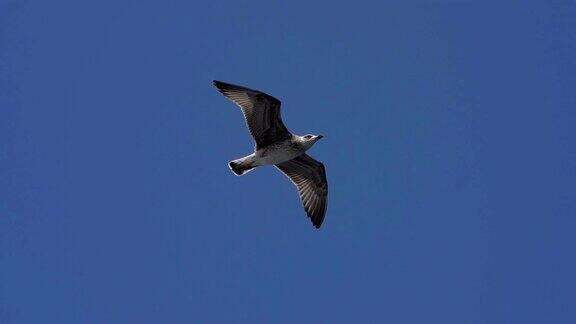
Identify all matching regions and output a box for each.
[316,135,324,140]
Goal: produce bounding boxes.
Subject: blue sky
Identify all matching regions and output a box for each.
[1,1,575,323]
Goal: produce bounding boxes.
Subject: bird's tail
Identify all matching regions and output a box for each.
[229,158,255,176]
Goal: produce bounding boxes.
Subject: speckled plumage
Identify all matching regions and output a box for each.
[213,80,328,228]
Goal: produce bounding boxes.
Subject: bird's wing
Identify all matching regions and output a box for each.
[213,80,291,150]
[275,154,328,228]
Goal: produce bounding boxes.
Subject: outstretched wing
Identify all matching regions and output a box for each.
[213,80,291,149]
[275,154,328,228]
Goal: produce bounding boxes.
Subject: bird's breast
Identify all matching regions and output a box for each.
[254,141,304,165]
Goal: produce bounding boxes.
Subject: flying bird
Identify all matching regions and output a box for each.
[213,80,328,228]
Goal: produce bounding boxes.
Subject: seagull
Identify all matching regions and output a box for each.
[213,80,328,228]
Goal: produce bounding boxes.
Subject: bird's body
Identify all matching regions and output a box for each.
[232,136,313,170]
[213,80,328,228]
[257,137,305,164]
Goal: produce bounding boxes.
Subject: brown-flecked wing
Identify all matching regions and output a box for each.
[275,154,328,228]
[213,80,291,150]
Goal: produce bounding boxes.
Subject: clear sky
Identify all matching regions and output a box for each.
[1,1,575,323]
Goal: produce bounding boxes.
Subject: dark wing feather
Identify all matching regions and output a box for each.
[275,154,328,228]
[213,80,291,149]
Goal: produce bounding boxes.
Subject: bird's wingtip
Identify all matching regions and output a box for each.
[312,217,323,229]
[213,80,233,91]
[212,80,228,93]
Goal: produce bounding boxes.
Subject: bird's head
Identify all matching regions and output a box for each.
[300,134,324,149]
